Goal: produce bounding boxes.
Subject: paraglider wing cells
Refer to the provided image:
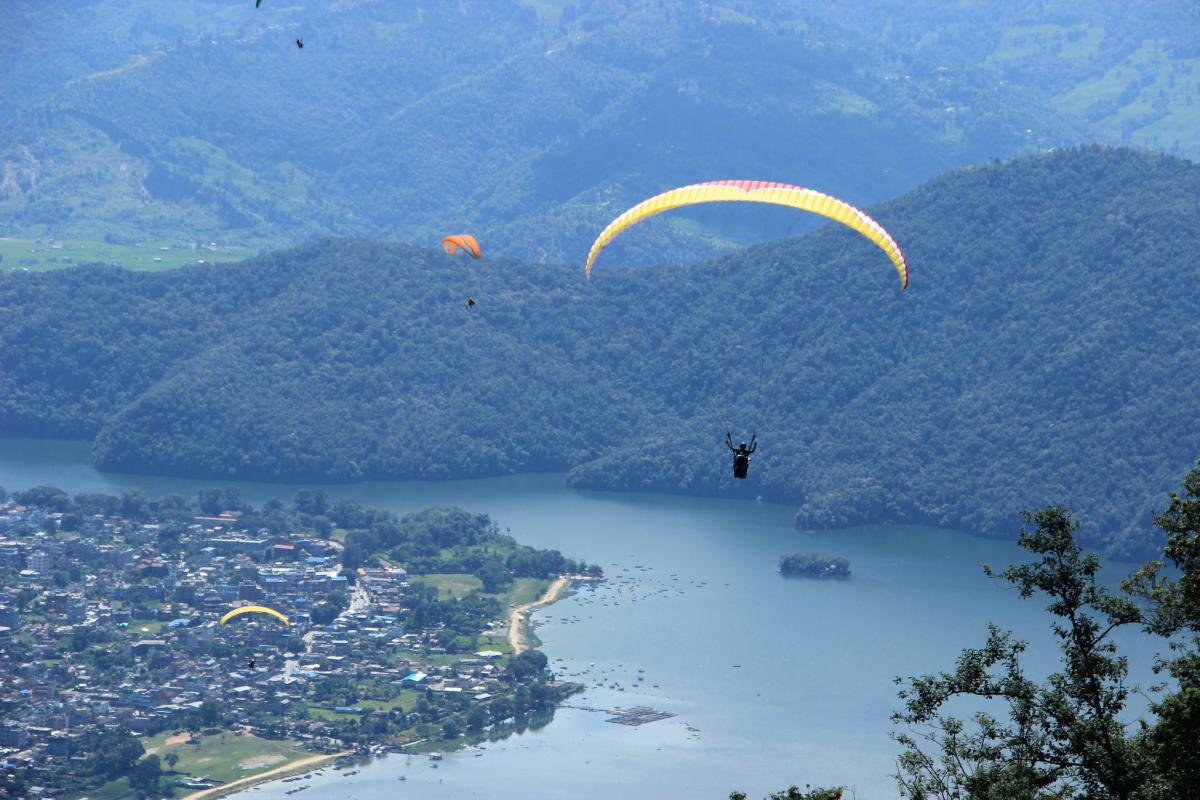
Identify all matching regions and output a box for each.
[219,605,290,626]
[441,234,482,259]
[583,180,909,288]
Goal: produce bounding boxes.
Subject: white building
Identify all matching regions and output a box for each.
[29,550,51,575]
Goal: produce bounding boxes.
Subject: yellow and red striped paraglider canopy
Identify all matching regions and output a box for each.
[584,180,908,289]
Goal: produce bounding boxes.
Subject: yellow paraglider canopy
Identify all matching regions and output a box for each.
[219,605,290,626]
[584,180,909,289]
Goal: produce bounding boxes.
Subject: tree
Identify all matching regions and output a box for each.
[477,558,512,592]
[129,753,163,797]
[294,489,328,516]
[892,507,1146,799]
[441,719,461,740]
[1125,462,1200,797]
[200,699,222,727]
[13,485,71,511]
[197,487,242,515]
[164,751,179,772]
[730,788,843,800]
[88,727,145,780]
[466,705,487,732]
[506,650,549,682]
[120,490,149,520]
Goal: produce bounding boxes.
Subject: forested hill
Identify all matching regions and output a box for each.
[10,1,1200,263]
[1,0,1086,261]
[3,147,1198,558]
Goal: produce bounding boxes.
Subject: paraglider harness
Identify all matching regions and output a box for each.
[726,432,757,479]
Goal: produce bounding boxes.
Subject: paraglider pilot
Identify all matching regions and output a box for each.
[726,432,757,479]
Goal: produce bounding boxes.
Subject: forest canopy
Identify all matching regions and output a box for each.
[2,147,1198,558]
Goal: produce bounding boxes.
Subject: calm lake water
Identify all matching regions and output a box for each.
[0,438,1164,799]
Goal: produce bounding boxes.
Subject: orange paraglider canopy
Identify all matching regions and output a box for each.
[441,234,481,259]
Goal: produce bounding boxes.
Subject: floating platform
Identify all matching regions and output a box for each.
[605,706,676,726]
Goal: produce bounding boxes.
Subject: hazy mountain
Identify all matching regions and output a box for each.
[0,0,1097,263]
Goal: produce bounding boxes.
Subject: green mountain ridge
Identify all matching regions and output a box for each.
[2,0,1091,262]
[8,1,1200,268]
[2,146,1197,559]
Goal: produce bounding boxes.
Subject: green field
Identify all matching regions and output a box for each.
[146,731,309,793]
[360,694,420,712]
[307,706,359,721]
[310,692,420,719]
[475,633,514,655]
[392,573,549,609]
[408,573,484,600]
[128,619,167,636]
[0,237,248,272]
[1053,41,1200,151]
[73,732,311,800]
[78,776,135,800]
[504,577,550,606]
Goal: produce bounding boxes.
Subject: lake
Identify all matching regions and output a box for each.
[0,438,1165,798]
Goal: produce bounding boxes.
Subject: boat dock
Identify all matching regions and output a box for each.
[605,706,677,726]
[566,703,677,726]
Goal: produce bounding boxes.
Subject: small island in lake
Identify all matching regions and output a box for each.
[779,553,851,579]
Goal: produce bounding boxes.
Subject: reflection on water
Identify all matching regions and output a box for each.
[0,438,1165,798]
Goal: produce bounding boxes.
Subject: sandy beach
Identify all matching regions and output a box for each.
[507,576,571,654]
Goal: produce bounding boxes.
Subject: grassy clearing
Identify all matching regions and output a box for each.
[142,731,308,789]
[360,693,419,712]
[504,577,550,606]
[476,633,514,655]
[1053,42,1200,150]
[75,776,135,800]
[992,23,1103,64]
[128,619,167,636]
[408,573,483,600]
[307,706,358,721]
[0,237,248,272]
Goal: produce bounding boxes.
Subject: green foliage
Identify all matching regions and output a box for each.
[128,753,163,797]
[885,467,1200,800]
[2,148,1198,556]
[1123,463,1200,798]
[309,592,348,625]
[506,650,550,683]
[199,698,222,727]
[2,1,1097,259]
[730,787,844,800]
[778,553,850,579]
[87,727,145,781]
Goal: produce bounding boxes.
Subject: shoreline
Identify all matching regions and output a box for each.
[180,750,354,800]
[508,576,571,654]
